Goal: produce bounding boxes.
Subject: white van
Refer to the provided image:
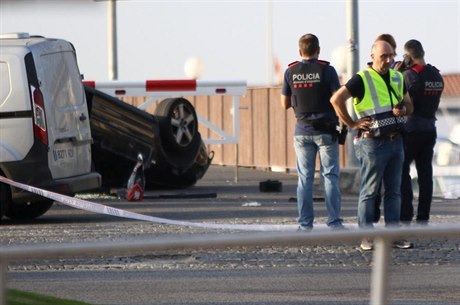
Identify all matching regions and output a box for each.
[0,33,101,220]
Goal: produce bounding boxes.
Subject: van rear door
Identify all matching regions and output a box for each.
[0,48,35,162]
[34,41,92,179]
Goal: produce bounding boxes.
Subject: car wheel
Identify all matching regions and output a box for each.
[5,200,54,220]
[155,98,199,153]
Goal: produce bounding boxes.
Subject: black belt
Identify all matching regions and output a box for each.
[298,119,337,133]
[362,131,401,141]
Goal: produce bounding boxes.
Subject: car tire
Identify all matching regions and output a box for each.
[155,98,199,153]
[5,200,54,220]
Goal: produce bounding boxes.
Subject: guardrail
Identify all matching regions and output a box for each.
[1,224,459,305]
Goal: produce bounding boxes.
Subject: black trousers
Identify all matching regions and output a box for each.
[400,131,437,222]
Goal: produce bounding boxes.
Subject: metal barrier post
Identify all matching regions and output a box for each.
[370,237,391,305]
[233,95,240,183]
[0,259,7,305]
[235,144,239,183]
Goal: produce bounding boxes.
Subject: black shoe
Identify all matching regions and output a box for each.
[416,219,429,226]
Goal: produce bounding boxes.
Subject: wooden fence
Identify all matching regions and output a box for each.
[122,86,349,171]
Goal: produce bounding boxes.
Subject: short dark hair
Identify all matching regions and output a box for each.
[299,34,319,57]
[404,39,425,59]
[375,33,397,51]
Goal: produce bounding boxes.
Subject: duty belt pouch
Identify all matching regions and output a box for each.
[318,120,339,142]
[307,120,336,133]
[299,119,339,141]
[338,126,348,145]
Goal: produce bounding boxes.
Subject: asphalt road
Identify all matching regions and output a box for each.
[2,165,460,304]
[8,266,460,305]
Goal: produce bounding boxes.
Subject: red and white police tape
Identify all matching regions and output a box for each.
[0,175,299,231]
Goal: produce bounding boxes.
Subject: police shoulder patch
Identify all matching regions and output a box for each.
[288,61,300,67]
[317,60,330,66]
[411,64,425,74]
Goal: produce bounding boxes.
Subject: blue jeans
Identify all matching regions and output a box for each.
[356,136,404,227]
[294,134,342,228]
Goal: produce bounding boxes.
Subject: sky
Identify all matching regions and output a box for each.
[1,0,459,86]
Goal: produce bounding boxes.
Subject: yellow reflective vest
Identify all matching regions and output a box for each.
[354,68,404,119]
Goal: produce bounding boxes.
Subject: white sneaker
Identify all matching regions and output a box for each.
[360,238,373,251]
[297,225,312,232]
[393,239,413,249]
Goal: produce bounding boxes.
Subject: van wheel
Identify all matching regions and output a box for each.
[5,200,54,220]
[155,98,199,153]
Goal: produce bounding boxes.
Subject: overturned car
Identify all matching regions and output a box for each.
[85,85,213,190]
[84,79,247,192]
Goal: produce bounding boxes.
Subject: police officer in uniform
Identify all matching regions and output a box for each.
[331,40,414,250]
[400,39,444,225]
[371,34,398,223]
[281,33,344,231]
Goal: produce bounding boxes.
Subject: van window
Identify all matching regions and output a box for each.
[40,51,84,108]
[0,62,11,107]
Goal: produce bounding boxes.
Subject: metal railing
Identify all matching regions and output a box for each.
[1,223,459,305]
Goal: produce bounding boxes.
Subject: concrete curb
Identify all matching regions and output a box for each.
[313,167,361,194]
[339,167,361,194]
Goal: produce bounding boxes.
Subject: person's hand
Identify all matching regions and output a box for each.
[393,61,405,72]
[392,105,406,117]
[351,117,372,131]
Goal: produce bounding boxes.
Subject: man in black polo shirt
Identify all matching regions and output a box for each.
[400,39,444,225]
[281,33,344,231]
